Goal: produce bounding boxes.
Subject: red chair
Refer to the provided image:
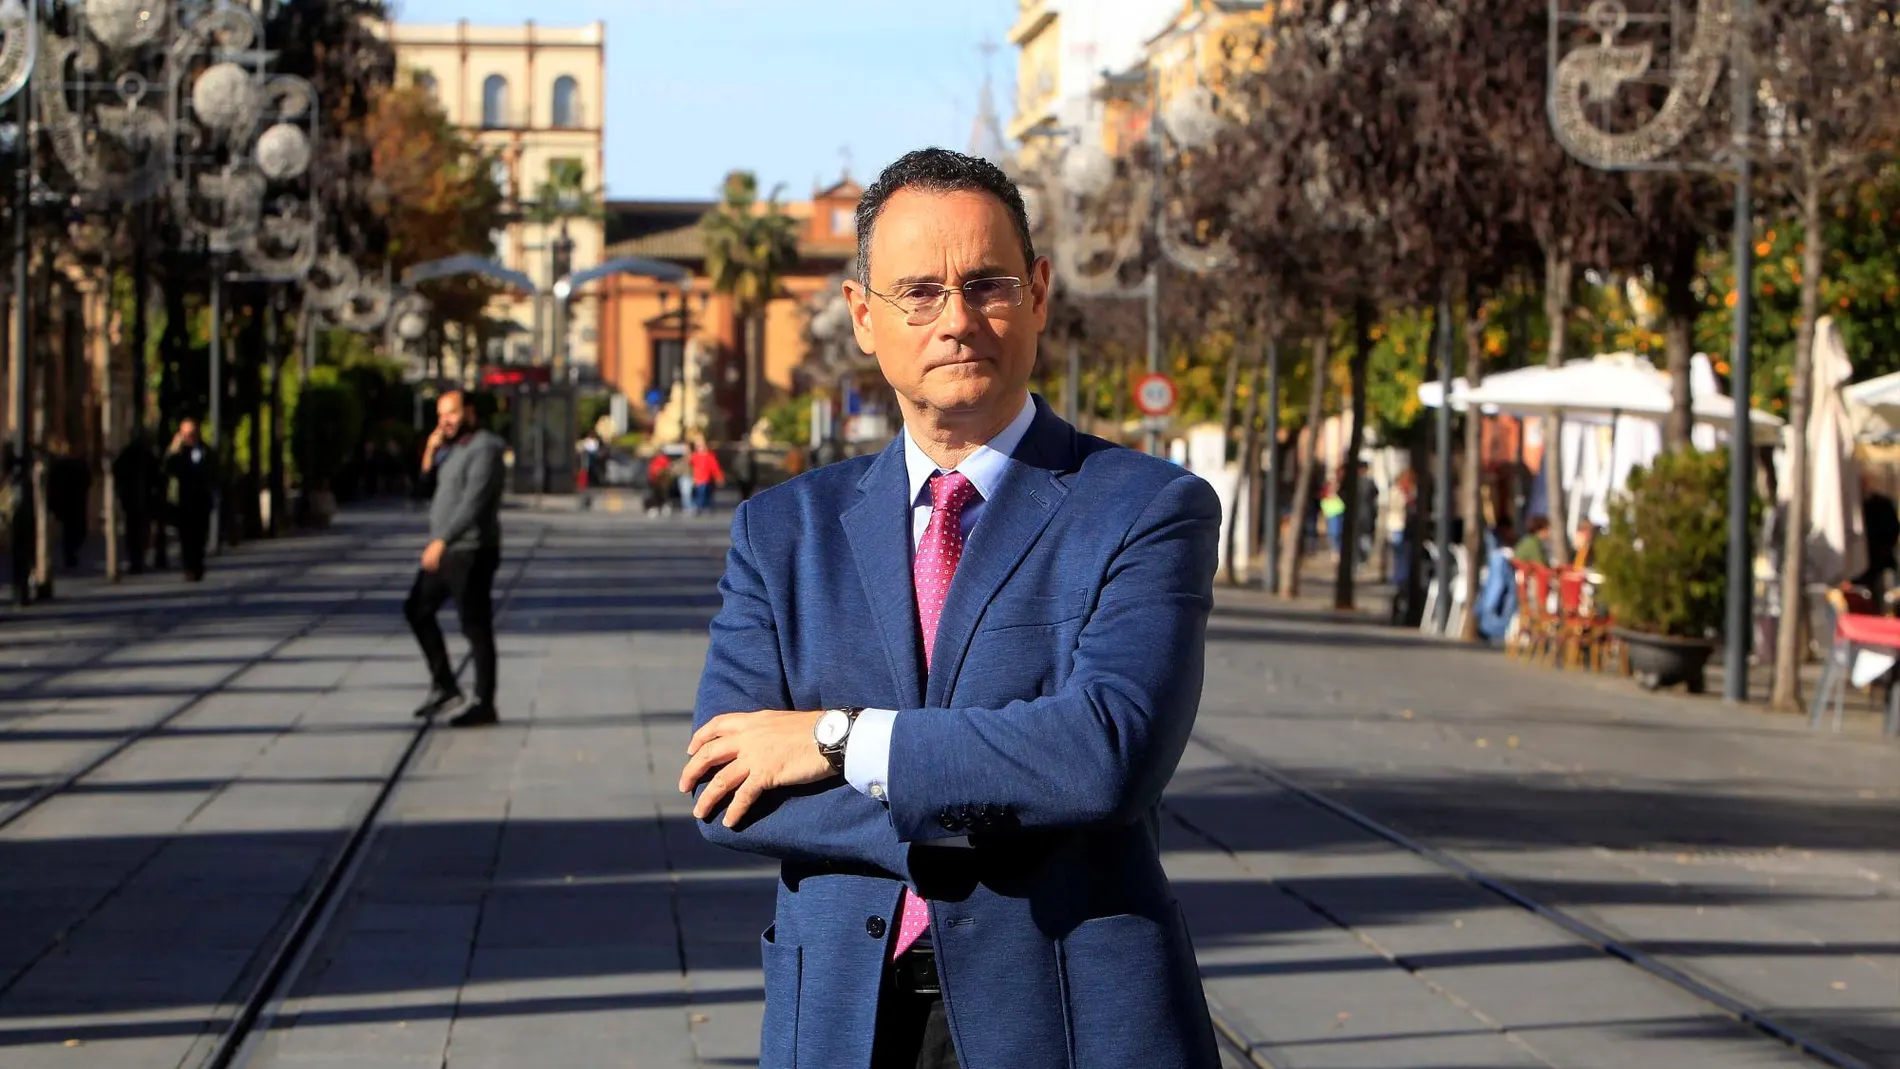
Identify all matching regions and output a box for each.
[1812,593,1900,736]
[1554,568,1614,671]
[1514,563,1561,666]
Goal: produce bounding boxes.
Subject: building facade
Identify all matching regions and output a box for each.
[1007,0,1179,168]
[376,19,608,376]
[1009,1,1272,167]
[595,179,864,443]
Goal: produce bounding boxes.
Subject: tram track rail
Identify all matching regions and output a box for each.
[198,527,547,1069]
[1180,732,1874,1069]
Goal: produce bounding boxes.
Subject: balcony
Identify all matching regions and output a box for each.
[1007,0,1056,46]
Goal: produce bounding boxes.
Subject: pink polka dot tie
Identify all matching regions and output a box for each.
[893,470,980,959]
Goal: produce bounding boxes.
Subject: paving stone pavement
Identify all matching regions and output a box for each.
[0,504,1892,1068]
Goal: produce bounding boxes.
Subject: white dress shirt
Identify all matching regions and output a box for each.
[843,393,1039,805]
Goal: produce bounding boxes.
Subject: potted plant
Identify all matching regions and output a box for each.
[1595,448,1754,693]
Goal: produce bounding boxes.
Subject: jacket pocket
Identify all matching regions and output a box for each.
[1058,906,1215,1068]
[979,592,1086,632]
[759,925,802,1069]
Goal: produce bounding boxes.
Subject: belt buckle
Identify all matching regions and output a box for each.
[894,948,940,996]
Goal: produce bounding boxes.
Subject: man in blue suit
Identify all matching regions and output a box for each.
[679,148,1222,1069]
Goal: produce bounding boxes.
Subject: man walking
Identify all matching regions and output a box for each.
[405,389,506,728]
[164,418,217,582]
[680,149,1223,1068]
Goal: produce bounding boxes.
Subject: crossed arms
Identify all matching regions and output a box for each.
[684,473,1220,871]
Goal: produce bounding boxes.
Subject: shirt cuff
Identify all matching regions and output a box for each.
[843,707,898,803]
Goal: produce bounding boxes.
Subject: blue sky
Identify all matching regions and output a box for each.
[391,0,1019,202]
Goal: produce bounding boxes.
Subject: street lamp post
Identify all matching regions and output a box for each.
[1548,0,1757,701]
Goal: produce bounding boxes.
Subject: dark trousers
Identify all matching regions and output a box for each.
[121,504,148,572]
[404,545,499,705]
[177,507,210,579]
[872,989,959,1069]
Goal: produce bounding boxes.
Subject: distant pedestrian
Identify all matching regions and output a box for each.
[1320,479,1347,560]
[46,439,92,570]
[4,443,35,604]
[1513,515,1551,567]
[406,389,507,728]
[1353,459,1378,569]
[730,443,758,501]
[687,437,724,514]
[114,432,162,574]
[164,418,217,582]
[643,451,678,515]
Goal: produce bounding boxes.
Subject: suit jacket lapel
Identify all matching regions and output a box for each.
[926,401,1075,707]
[841,438,926,709]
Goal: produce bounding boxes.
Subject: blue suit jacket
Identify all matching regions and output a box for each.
[694,398,1223,1069]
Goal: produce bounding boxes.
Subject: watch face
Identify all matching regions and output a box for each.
[815,710,850,748]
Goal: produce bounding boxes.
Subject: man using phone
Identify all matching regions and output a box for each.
[164,418,217,582]
[406,389,507,727]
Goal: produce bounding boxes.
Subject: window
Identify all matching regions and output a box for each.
[481,75,509,129]
[551,75,580,128]
[490,160,511,202]
[831,207,854,235]
[413,70,437,99]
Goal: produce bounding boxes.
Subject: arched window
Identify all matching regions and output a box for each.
[551,75,579,128]
[413,70,437,99]
[481,74,509,129]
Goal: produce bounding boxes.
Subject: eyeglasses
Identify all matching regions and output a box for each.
[866,276,1027,325]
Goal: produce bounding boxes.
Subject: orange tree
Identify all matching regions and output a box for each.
[364,85,507,336]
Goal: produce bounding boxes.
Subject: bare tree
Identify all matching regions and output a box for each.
[1754,0,1900,709]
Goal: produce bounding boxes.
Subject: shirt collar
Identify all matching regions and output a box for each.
[903,393,1038,507]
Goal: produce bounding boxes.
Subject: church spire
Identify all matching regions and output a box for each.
[967,39,1010,167]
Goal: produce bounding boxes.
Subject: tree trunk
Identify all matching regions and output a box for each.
[1217,335,1242,448]
[1279,323,1332,599]
[743,309,765,442]
[1772,177,1827,710]
[1112,349,1129,429]
[1458,283,1487,641]
[1227,331,1264,587]
[1542,246,1573,563]
[1333,299,1373,611]
[1663,228,1698,452]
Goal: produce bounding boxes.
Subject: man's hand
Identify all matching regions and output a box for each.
[421,425,447,474]
[420,539,446,572]
[678,710,834,827]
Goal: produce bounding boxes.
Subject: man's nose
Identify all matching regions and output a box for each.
[936,286,978,341]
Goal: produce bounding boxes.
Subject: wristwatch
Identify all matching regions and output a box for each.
[814,706,866,774]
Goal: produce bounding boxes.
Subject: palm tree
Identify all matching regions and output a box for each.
[700,171,800,438]
[525,159,603,375]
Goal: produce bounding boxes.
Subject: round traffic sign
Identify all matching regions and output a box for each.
[1134,372,1177,417]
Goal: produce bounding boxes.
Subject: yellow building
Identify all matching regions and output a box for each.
[376,18,608,376]
[1007,1,1063,166]
[1007,2,1272,165]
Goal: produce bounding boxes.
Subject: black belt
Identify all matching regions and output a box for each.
[887,947,940,996]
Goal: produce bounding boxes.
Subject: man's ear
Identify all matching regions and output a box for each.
[843,278,876,356]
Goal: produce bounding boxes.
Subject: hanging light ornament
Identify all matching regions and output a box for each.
[254,121,310,180]
[1060,143,1114,198]
[1161,83,1224,152]
[85,0,166,53]
[0,0,34,105]
[191,60,258,134]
